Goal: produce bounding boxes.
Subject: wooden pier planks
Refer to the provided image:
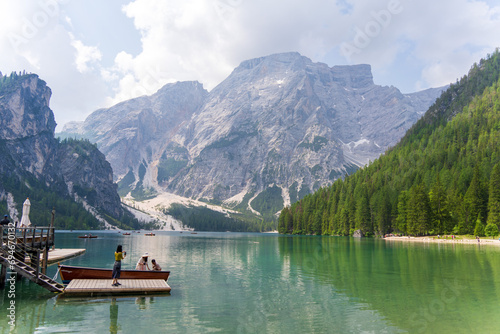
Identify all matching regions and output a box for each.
[63,279,171,296]
[25,249,86,265]
[46,249,86,264]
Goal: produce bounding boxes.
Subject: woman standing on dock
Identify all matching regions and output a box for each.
[112,245,126,286]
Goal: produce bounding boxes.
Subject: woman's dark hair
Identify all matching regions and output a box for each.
[116,245,123,253]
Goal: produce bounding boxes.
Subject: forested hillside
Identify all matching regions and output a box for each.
[279,50,500,237]
[165,204,274,232]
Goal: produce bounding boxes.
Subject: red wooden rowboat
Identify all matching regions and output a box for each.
[58,264,170,285]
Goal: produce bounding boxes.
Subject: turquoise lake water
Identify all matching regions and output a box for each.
[2,231,500,333]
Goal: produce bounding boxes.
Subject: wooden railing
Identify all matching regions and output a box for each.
[1,225,55,275]
[1,226,55,249]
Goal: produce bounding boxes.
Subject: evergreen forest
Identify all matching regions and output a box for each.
[166,204,275,232]
[279,50,500,237]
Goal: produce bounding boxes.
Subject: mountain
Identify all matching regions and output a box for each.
[278,50,500,236]
[59,52,445,219]
[0,72,137,229]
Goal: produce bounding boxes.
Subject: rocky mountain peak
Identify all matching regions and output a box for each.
[231,53,373,89]
[0,73,56,140]
[235,52,308,71]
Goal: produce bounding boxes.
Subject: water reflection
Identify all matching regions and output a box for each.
[135,296,155,310]
[109,298,118,334]
[277,236,500,333]
[3,232,500,333]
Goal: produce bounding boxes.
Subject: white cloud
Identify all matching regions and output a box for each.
[338,0,500,90]
[1,0,500,128]
[69,33,102,73]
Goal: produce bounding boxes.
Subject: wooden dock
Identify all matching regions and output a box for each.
[25,248,86,265]
[63,279,171,296]
[46,248,86,264]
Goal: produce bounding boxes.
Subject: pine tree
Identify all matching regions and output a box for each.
[407,184,431,236]
[463,166,487,234]
[429,174,451,234]
[395,191,409,234]
[487,163,500,227]
[474,214,485,237]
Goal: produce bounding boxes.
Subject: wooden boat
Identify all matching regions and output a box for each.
[78,235,98,239]
[122,232,131,235]
[145,233,155,236]
[58,264,170,285]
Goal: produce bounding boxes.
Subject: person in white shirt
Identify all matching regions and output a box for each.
[135,252,150,270]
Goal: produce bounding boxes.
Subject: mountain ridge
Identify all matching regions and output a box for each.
[59,52,446,220]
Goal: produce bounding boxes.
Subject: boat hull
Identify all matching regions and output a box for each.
[58,265,170,285]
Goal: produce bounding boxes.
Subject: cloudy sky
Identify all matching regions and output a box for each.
[1,0,500,130]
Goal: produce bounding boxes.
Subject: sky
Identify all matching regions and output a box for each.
[1,0,500,130]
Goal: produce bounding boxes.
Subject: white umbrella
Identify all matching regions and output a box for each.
[20,198,31,227]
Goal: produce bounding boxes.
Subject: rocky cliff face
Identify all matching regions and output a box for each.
[62,81,208,179]
[60,53,445,213]
[0,73,125,223]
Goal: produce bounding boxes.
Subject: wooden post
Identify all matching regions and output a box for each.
[41,248,49,274]
[41,228,49,274]
[34,249,40,282]
[50,208,55,228]
[31,226,35,248]
[50,208,55,250]
[0,263,6,288]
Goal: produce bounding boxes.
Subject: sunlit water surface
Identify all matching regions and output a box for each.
[1,231,500,333]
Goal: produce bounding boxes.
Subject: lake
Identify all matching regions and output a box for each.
[1,231,500,333]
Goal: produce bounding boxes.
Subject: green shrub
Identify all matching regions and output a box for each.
[485,223,499,237]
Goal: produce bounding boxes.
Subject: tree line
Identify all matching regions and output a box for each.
[166,204,275,232]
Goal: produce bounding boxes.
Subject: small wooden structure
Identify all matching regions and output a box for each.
[0,225,64,292]
[63,279,171,296]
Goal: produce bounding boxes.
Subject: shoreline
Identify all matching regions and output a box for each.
[384,235,500,246]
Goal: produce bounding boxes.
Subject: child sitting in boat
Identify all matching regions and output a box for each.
[135,253,150,270]
[151,259,162,271]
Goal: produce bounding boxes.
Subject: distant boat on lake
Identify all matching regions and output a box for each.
[78,235,97,239]
[122,232,131,235]
[145,233,155,236]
